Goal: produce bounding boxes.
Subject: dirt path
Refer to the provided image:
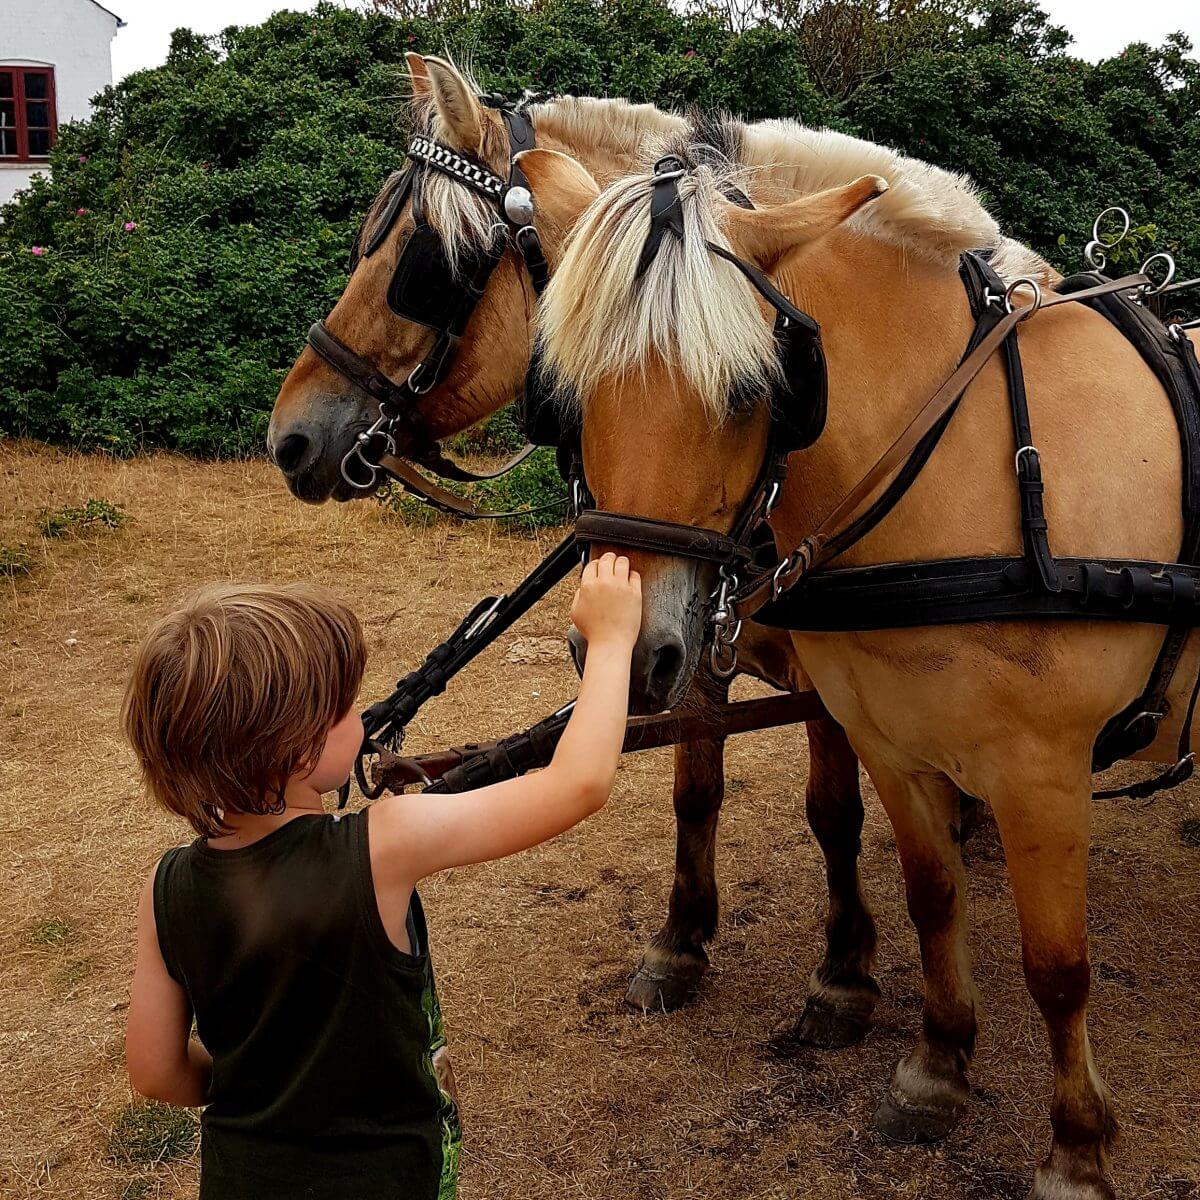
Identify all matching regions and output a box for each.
[1,442,1198,1199]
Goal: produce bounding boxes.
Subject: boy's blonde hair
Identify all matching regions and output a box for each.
[123,583,366,838]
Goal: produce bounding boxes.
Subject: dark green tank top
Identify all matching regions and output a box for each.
[153,810,461,1200]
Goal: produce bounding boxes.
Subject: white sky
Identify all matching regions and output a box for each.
[108,0,1200,82]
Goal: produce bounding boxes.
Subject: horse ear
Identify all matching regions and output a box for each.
[724,175,889,270]
[515,149,600,251]
[406,53,430,99]
[423,56,483,153]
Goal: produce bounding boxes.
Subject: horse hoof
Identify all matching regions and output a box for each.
[771,988,877,1052]
[624,955,705,1013]
[1028,1149,1117,1200]
[873,1091,962,1144]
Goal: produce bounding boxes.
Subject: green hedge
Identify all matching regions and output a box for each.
[0,0,1197,455]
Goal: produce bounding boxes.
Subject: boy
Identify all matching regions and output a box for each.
[123,554,641,1199]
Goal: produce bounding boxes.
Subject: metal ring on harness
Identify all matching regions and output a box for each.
[1004,277,1043,317]
[1085,206,1131,270]
[341,411,397,490]
[709,619,742,679]
[1139,252,1177,297]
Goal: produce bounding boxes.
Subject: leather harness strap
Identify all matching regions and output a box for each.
[727,272,1152,623]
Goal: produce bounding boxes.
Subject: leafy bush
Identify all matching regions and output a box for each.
[0,0,1197,457]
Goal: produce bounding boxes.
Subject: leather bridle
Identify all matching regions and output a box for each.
[305,99,551,512]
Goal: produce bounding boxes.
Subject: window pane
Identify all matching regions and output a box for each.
[0,73,12,99]
[23,72,48,100]
[26,101,50,127]
[0,129,14,157]
[28,129,50,156]
[0,100,13,127]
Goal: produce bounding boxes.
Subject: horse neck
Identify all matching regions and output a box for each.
[770,229,983,561]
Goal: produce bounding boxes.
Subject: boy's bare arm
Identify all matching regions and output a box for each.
[126,873,212,1108]
[370,554,641,881]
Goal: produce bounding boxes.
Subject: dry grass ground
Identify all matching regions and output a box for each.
[1,439,1199,1200]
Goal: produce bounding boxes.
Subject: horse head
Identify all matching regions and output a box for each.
[522,143,886,712]
[269,55,537,503]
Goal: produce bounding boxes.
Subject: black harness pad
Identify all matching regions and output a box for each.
[773,310,828,452]
[519,347,563,448]
[387,222,464,330]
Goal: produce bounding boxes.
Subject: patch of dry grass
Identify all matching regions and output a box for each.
[1,441,1199,1199]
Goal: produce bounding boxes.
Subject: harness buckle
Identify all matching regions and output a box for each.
[1014,444,1039,473]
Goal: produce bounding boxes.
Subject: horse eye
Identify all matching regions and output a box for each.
[727,374,762,415]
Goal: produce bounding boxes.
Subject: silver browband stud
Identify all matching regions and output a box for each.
[504,186,534,227]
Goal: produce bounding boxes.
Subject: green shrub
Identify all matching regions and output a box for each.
[0,1,1196,459]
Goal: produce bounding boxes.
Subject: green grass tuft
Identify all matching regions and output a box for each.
[107,1102,198,1168]
[37,497,128,540]
[29,917,74,947]
[0,544,35,578]
[57,956,97,992]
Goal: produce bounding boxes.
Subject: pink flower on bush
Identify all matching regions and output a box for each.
[76,207,90,216]
[78,154,88,164]
[123,221,137,232]
[31,246,46,256]
[685,49,697,58]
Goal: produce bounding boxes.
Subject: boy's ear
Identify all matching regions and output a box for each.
[406,53,431,99]
[515,149,600,255]
[723,174,889,271]
[423,56,483,154]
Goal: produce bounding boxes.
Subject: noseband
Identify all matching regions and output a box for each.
[306,100,550,497]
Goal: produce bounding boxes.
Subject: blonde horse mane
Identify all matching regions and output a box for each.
[538,118,1055,420]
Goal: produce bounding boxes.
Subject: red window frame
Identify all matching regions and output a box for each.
[0,67,58,163]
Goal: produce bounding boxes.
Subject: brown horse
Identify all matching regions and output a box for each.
[521,124,1200,1198]
[268,58,879,1031]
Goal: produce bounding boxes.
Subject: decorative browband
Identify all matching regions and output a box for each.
[408,136,506,200]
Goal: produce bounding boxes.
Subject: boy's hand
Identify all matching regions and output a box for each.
[570,553,642,649]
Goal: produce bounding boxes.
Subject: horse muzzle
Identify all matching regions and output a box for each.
[268,391,377,504]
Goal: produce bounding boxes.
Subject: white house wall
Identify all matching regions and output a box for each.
[1,0,120,205]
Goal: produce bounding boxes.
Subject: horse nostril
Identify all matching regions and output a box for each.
[648,639,684,693]
[274,433,311,475]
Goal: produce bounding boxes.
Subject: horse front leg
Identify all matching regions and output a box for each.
[771,712,880,1050]
[986,754,1116,1200]
[626,672,729,1012]
[867,761,978,1143]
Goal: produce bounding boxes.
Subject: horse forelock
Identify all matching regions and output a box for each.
[537,145,781,425]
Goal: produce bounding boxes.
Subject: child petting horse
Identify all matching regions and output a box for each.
[121,556,640,1199]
